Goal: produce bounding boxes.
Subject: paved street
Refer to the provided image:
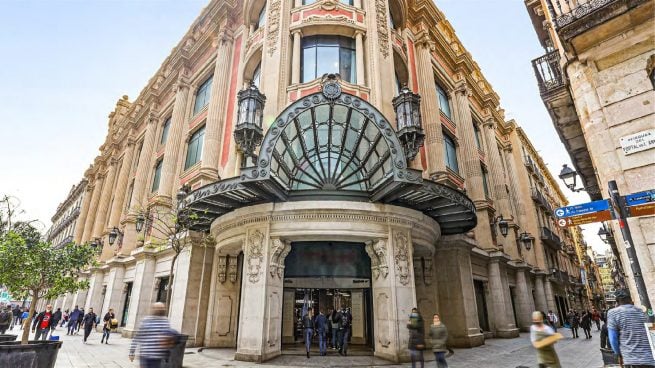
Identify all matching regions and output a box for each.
[5,325,604,367]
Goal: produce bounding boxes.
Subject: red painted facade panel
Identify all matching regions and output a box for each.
[220,34,243,167]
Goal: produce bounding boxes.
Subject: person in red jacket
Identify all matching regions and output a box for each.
[31,304,54,340]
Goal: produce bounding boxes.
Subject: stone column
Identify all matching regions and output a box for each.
[84,270,105,311]
[514,266,533,331]
[290,30,302,85]
[74,183,94,244]
[487,253,519,337]
[452,81,484,201]
[200,28,234,182]
[355,30,365,86]
[107,141,135,229]
[92,160,118,238]
[206,251,242,347]
[100,263,125,317]
[533,273,548,312]
[435,235,484,347]
[235,229,288,362]
[158,75,190,201]
[81,173,104,243]
[130,112,158,210]
[544,279,558,313]
[415,34,446,178]
[122,250,157,337]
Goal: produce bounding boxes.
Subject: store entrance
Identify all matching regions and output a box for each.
[281,242,373,349]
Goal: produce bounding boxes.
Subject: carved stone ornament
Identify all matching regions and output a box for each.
[269,238,291,279]
[394,232,410,285]
[227,255,238,283]
[322,74,342,101]
[266,0,281,56]
[217,256,228,283]
[246,230,265,283]
[365,239,388,280]
[375,0,390,58]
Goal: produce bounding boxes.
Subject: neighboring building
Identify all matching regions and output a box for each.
[47,0,586,362]
[45,179,87,248]
[524,0,655,307]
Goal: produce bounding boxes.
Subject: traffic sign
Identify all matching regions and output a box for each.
[557,210,612,227]
[625,189,655,218]
[555,199,610,218]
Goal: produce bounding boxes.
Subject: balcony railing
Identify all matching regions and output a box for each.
[532,50,566,95]
[523,155,537,173]
[531,187,554,214]
[547,0,615,28]
[541,226,562,249]
[550,269,569,284]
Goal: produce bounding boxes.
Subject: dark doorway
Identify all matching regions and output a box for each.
[474,280,490,331]
[509,287,519,327]
[121,282,132,327]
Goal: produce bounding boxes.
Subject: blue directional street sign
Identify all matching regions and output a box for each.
[625,189,655,206]
[554,199,610,218]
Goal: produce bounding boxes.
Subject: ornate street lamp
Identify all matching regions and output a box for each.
[90,237,103,251]
[519,232,533,251]
[234,83,266,166]
[108,227,123,246]
[392,85,424,162]
[491,215,509,238]
[598,226,610,244]
[135,214,145,233]
[558,164,584,192]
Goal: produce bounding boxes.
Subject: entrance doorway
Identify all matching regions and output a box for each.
[281,242,373,348]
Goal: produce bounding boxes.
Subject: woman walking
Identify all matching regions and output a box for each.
[580,310,592,339]
[429,313,449,368]
[302,311,314,358]
[101,308,116,344]
[530,311,562,368]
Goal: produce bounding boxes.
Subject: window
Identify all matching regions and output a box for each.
[193,76,213,115]
[252,62,262,88]
[474,123,483,150]
[256,4,266,30]
[125,181,134,210]
[394,73,402,95]
[151,159,163,192]
[184,126,205,170]
[132,142,143,172]
[443,134,459,173]
[156,277,169,303]
[302,36,356,83]
[160,117,171,144]
[481,165,490,198]
[436,83,452,119]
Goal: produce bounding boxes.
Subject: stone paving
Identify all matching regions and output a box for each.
[8,325,605,367]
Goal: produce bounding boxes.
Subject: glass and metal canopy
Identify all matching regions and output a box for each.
[181,77,477,235]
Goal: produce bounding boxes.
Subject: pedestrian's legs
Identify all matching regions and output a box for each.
[304,328,312,356]
[83,325,92,342]
[34,328,42,341]
[332,329,338,349]
[319,332,326,355]
[140,358,163,368]
[595,320,600,331]
[67,322,74,335]
[0,326,7,334]
[410,349,418,368]
[435,352,448,368]
[572,326,578,338]
[340,329,349,356]
[35,327,49,340]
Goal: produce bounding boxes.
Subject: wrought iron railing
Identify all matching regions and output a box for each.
[541,226,562,248]
[523,155,536,173]
[532,50,566,95]
[547,0,615,28]
[531,187,553,213]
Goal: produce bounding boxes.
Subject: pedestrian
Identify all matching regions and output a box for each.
[67,306,81,335]
[101,308,117,344]
[302,310,313,358]
[580,310,592,339]
[330,308,341,350]
[546,310,559,332]
[607,289,655,367]
[20,309,28,329]
[76,308,84,333]
[407,307,425,368]
[314,309,328,356]
[567,310,579,338]
[429,313,449,368]
[129,302,176,368]
[530,311,562,368]
[82,308,97,343]
[338,307,351,357]
[0,306,13,334]
[591,307,601,331]
[51,307,62,331]
[600,318,609,349]
[12,305,20,329]
[31,304,54,340]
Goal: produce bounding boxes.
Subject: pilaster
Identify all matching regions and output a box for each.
[122,248,157,337]
[81,173,105,243]
[92,159,118,239]
[84,269,105,312]
[74,183,94,244]
[130,110,158,210]
[533,271,548,312]
[107,141,136,229]
[512,263,533,332]
[487,252,519,337]
[100,260,126,323]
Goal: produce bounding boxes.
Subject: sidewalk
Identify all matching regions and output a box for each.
[7,325,604,367]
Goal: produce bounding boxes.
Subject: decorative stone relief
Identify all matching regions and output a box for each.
[375,0,390,58]
[269,238,291,279]
[394,232,410,285]
[365,239,388,280]
[266,0,281,56]
[246,230,265,283]
[365,242,380,279]
[267,291,280,347]
[227,255,238,283]
[217,256,228,283]
[216,295,233,336]
[375,292,391,347]
[423,257,433,286]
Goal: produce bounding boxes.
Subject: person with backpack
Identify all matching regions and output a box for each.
[330,308,341,350]
[338,307,351,356]
[101,308,117,344]
[0,306,13,334]
[82,308,97,343]
[67,306,81,335]
[314,309,328,356]
[31,304,54,340]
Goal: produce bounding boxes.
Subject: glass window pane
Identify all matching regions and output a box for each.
[193,76,213,115]
[160,118,171,144]
[301,36,356,83]
[184,126,205,170]
[257,5,266,29]
[339,48,355,83]
[437,84,451,119]
[302,46,316,82]
[252,63,261,88]
[152,160,162,192]
[316,46,339,78]
[482,167,489,197]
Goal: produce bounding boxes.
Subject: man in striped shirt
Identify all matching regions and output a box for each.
[607,290,655,367]
[129,302,175,368]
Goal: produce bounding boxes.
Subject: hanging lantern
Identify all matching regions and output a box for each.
[234,83,266,163]
[392,85,424,162]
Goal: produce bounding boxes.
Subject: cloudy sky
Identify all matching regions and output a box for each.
[0,0,608,254]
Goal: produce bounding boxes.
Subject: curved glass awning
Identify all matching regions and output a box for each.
[181,81,477,235]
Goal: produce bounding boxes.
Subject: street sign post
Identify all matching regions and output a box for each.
[625,189,655,217]
[555,199,611,227]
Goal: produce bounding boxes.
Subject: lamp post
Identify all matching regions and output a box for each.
[491,215,509,238]
[519,231,533,251]
[108,227,123,246]
[392,85,424,162]
[234,83,266,167]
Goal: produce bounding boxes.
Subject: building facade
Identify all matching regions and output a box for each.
[47,0,591,362]
[524,0,655,307]
[45,179,86,248]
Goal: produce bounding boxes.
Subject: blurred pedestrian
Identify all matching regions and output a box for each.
[314,309,328,356]
[530,311,562,368]
[51,307,62,331]
[82,308,97,343]
[580,310,592,339]
[0,306,13,334]
[32,304,54,340]
[591,307,601,331]
[567,310,579,338]
[129,302,175,368]
[546,310,558,332]
[607,290,655,367]
[101,308,117,344]
[330,308,341,350]
[67,306,81,335]
[429,313,448,368]
[302,310,313,358]
[407,307,425,368]
[338,307,351,356]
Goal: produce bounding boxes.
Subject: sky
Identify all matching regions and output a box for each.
[0,0,609,254]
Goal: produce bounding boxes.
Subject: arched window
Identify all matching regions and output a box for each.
[301,36,356,83]
[255,4,266,30]
[252,62,262,88]
[436,83,452,119]
[443,134,459,173]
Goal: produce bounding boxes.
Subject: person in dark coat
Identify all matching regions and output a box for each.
[31,304,54,340]
[314,309,328,356]
[67,306,81,335]
[580,310,592,339]
[330,308,341,350]
[76,308,84,333]
[101,308,116,344]
[567,310,580,338]
[407,307,425,368]
[429,313,449,368]
[51,308,62,331]
[12,305,21,328]
[82,308,97,343]
[338,307,352,357]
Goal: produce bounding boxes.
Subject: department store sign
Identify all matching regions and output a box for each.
[620,129,655,155]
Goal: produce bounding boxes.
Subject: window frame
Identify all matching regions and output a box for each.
[436,83,452,120]
[184,125,206,170]
[160,117,171,145]
[151,159,163,192]
[192,75,213,116]
[301,35,356,83]
[443,133,459,174]
[255,3,266,30]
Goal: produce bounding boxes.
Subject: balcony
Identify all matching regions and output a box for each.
[523,155,537,173]
[550,269,569,284]
[541,226,562,250]
[532,50,566,96]
[531,187,554,214]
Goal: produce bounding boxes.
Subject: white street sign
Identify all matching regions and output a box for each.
[620,129,655,155]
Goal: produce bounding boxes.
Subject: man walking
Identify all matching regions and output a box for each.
[591,307,601,331]
[0,306,13,334]
[330,308,341,350]
[407,307,425,368]
[82,308,97,343]
[12,305,20,329]
[567,310,579,338]
[51,307,62,331]
[338,307,351,357]
[129,302,175,368]
[546,310,559,332]
[76,308,84,333]
[314,309,328,356]
[67,306,81,335]
[607,290,655,367]
[31,304,54,340]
